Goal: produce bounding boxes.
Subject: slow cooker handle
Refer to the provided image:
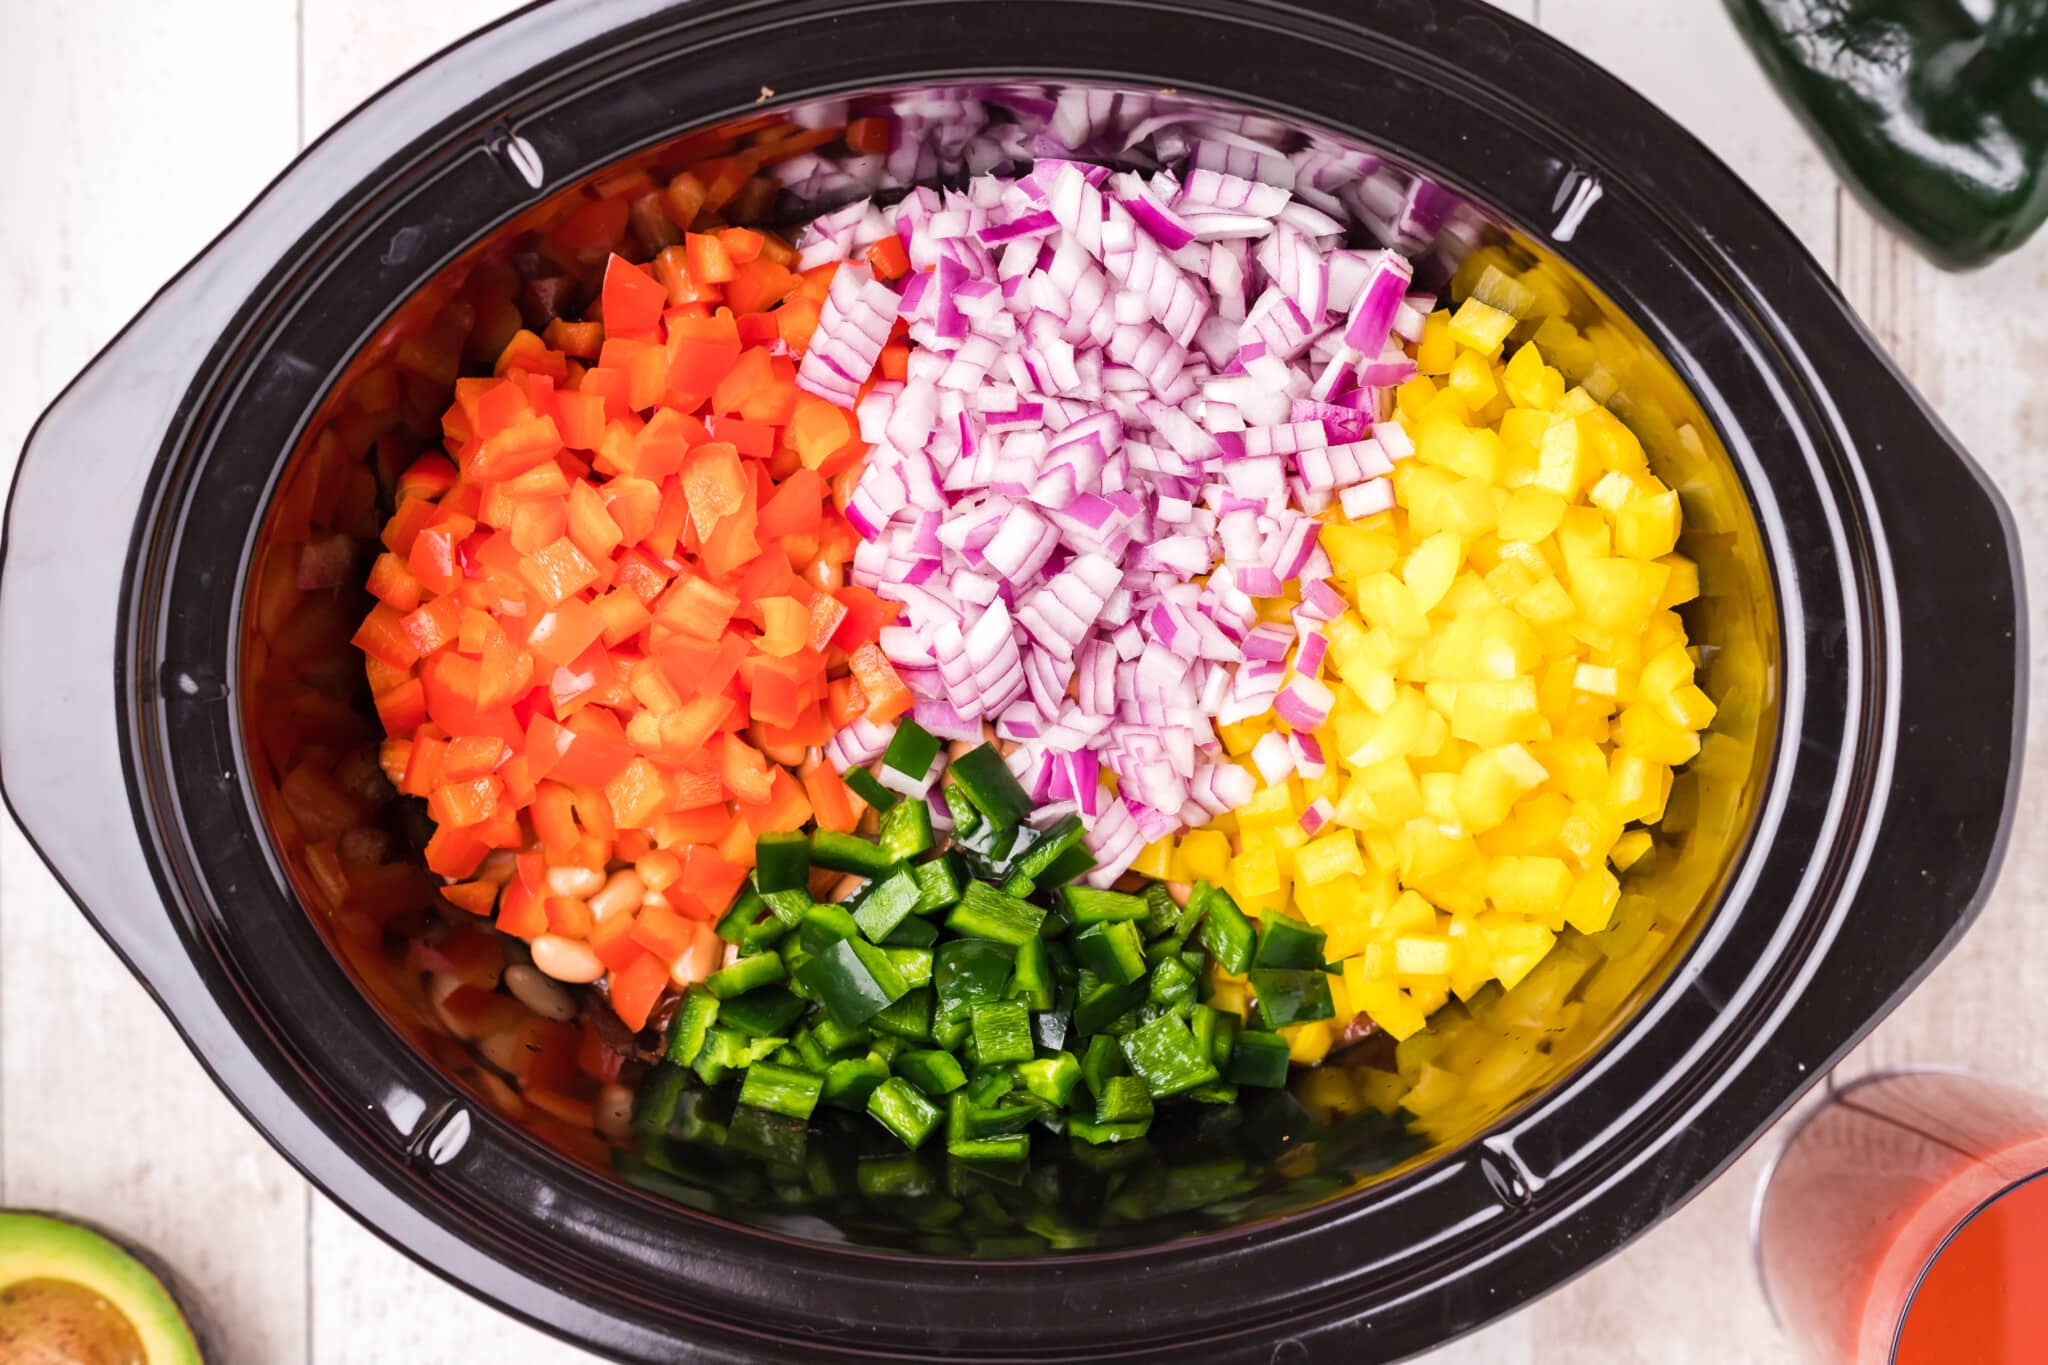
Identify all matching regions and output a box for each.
[1804,306,2026,1011]
[0,272,218,976]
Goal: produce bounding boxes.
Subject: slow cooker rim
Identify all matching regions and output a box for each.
[131,0,1887,1350]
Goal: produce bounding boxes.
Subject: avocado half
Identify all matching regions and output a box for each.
[0,1213,202,1364]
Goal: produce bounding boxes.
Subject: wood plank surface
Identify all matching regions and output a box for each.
[3,0,2042,1361]
[0,6,310,1365]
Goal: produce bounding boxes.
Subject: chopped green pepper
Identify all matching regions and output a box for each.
[867,1076,944,1149]
[883,914,941,948]
[1093,1075,1156,1124]
[1254,915,1327,970]
[1195,884,1256,974]
[1060,885,1149,926]
[1034,842,1096,888]
[941,782,982,836]
[870,985,936,1042]
[738,1063,824,1120]
[843,766,898,812]
[1119,1012,1220,1099]
[944,881,1047,945]
[820,1053,891,1110]
[894,1048,969,1096]
[715,885,769,944]
[793,936,909,1027]
[810,830,898,878]
[1079,1033,1129,1100]
[727,1104,809,1165]
[970,1001,1036,1066]
[752,831,812,894]
[759,886,815,927]
[707,951,786,999]
[798,902,862,952]
[716,987,808,1037]
[1006,937,1055,1011]
[881,717,942,782]
[1191,1003,1239,1073]
[850,866,923,942]
[935,939,1016,1022]
[665,990,720,1066]
[811,1015,871,1055]
[1073,974,1149,1036]
[878,797,936,863]
[884,945,935,990]
[1140,883,1182,939]
[1013,814,1088,884]
[1249,969,1336,1027]
[632,1063,687,1136]
[1072,919,1147,986]
[1226,1030,1293,1087]
[948,1133,1031,1163]
[1069,1115,1152,1145]
[949,743,1033,829]
[1147,955,1198,1007]
[691,1025,752,1084]
[1017,1052,1083,1108]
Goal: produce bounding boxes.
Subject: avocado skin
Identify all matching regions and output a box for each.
[0,1212,203,1364]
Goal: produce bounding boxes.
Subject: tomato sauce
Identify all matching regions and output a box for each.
[1757,1071,2048,1364]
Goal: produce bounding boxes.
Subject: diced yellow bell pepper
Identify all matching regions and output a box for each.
[1615,489,1682,560]
[1448,298,1517,354]
[1610,829,1654,872]
[1502,342,1566,410]
[1449,350,1500,407]
[1195,301,1711,1057]
[1563,868,1621,934]
[1417,312,1457,374]
[1179,829,1231,884]
[1131,838,1176,881]
[1296,830,1367,885]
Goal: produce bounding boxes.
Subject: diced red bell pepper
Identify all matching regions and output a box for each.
[849,641,912,723]
[601,253,670,338]
[608,952,671,1032]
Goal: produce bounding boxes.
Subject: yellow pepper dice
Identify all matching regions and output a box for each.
[1143,320,1714,1052]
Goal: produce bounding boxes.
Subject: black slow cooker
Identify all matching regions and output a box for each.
[0,0,2024,1359]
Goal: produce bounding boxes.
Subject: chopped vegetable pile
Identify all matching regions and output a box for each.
[354,213,903,1035]
[672,737,1306,1152]
[353,110,1718,1166]
[1137,326,1709,1061]
[798,160,1428,886]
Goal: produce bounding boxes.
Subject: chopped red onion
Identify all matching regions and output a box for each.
[1274,676,1335,732]
[812,149,1429,845]
[1298,796,1335,836]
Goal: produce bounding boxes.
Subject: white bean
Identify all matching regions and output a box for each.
[428,971,480,1039]
[588,869,645,922]
[531,934,604,984]
[476,1028,525,1075]
[595,1083,636,1140]
[476,849,520,886]
[503,963,577,1021]
[642,889,671,911]
[546,865,605,898]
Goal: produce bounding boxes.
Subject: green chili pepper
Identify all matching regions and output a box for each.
[1730,0,2048,266]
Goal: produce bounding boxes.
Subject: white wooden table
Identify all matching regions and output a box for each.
[5,2,2045,1361]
